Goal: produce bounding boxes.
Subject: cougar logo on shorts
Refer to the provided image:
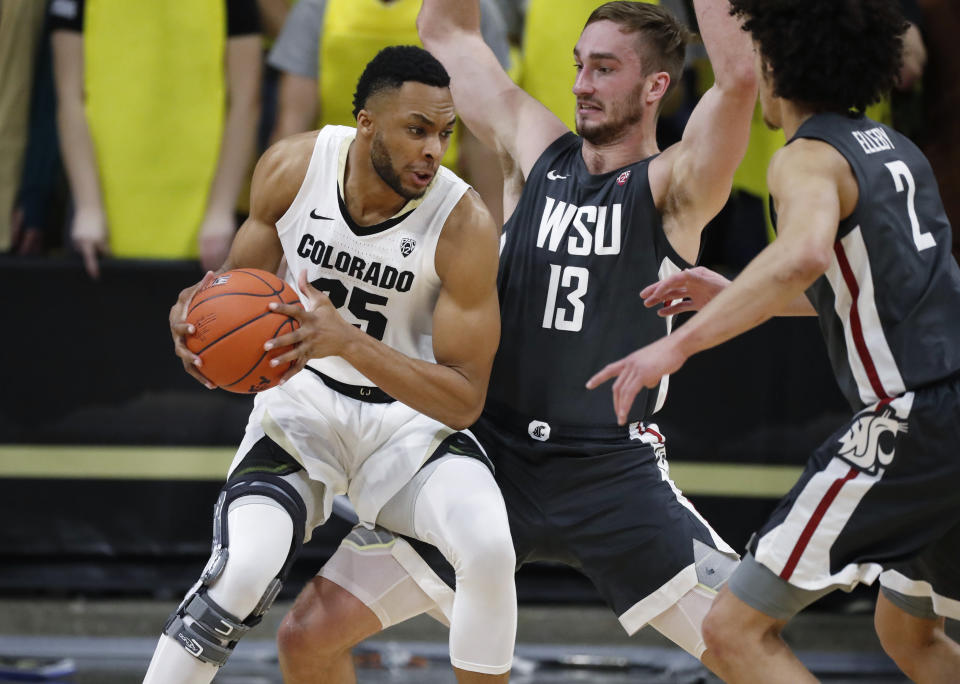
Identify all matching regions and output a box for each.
[837,405,908,475]
[400,237,417,257]
[528,420,550,441]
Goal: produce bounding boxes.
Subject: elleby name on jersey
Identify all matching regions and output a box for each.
[296,232,414,293]
[851,127,895,155]
[537,197,622,256]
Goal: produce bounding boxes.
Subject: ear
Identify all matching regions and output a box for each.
[645,72,671,105]
[356,108,374,136]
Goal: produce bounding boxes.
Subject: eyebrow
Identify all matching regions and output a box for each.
[573,49,621,62]
[410,112,457,129]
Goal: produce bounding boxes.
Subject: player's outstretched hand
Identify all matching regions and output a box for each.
[585,337,687,426]
[170,270,218,389]
[641,266,731,317]
[264,271,351,384]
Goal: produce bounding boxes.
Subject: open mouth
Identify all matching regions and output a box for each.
[410,170,434,186]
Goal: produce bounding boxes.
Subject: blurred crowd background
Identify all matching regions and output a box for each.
[2,0,958,278]
[2,0,960,613]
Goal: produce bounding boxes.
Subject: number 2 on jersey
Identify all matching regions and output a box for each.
[885,160,936,252]
[310,277,388,340]
[542,264,589,331]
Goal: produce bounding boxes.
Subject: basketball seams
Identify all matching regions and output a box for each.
[191,308,279,356]
[183,268,300,393]
[187,291,283,317]
[223,316,298,389]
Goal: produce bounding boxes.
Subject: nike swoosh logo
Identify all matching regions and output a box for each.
[310,209,333,220]
[546,170,568,181]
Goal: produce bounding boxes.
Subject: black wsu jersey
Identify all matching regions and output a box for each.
[486,133,693,430]
[792,113,960,409]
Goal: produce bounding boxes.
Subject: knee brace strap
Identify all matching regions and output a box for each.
[163,591,249,667]
[165,473,308,666]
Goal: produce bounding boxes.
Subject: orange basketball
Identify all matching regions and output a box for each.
[185,268,301,393]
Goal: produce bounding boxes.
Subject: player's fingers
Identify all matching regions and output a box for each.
[612,372,638,426]
[642,284,687,308]
[268,348,301,367]
[171,321,195,337]
[585,361,621,390]
[269,301,306,319]
[657,300,696,317]
[181,359,216,390]
[264,328,303,351]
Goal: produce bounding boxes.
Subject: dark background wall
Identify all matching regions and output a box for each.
[0,257,851,604]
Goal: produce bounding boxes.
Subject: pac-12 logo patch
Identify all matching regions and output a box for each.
[528,420,550,441]
[616,170,631,186]
[399,237,417,257]
[836,404,907,475]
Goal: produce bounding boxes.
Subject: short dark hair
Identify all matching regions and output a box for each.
[352,45,451,119]
[584,1,692,91]
[729,0,907,113]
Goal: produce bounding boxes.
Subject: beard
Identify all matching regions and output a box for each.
[370,132,425,201]
[576,83,646,146]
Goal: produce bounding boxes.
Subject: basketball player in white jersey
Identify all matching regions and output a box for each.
[148,45,515,683]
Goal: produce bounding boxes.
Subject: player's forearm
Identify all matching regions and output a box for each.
[340,330,487,430]
[673,239,827,358]
[778,293,818,317]
[694,0,756,90]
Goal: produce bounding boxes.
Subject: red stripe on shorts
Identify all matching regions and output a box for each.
[834,242,889,400]
[779,465,860,581]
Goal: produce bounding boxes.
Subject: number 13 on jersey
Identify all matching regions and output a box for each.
[542,264,589,331]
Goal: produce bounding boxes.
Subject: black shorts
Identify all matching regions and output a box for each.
[736,379,960,620]
[408,412,738,633]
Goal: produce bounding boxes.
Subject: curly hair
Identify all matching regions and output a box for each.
[352,45,451,119]
[729,0,907,113]
[585,1,693,90]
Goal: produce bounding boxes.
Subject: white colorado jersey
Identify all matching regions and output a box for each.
[277,125,469,386]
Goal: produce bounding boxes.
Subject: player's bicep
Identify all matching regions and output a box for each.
[431,198,502,389]
[667,84,756,220]
[768,144,844,264]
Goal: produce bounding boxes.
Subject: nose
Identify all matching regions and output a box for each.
[572,69,593,96]
[423,133,443,161]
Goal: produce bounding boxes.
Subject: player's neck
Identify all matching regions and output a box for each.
[579,122,659,175]
[343,143,409,226]
[780,101,818,140]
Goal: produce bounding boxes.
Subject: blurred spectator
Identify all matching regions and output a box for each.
[701,0,926,272]
[13,22,66,257]
[915,0,960,260]
[256,0,293,40]
[267,0,511,224]
[0,0,47,252]
[50,0,263,278]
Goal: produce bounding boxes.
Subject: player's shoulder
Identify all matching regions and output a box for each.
[770,137,850,186]
[444,187,498,240]
[250,131,321,221]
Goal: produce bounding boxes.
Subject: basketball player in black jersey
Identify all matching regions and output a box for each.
[274,1,758,680]
[589,1,960,681]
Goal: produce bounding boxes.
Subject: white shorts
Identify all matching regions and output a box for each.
[227,369,460,528]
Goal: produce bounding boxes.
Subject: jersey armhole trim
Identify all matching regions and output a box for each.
[275,128,334,236]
